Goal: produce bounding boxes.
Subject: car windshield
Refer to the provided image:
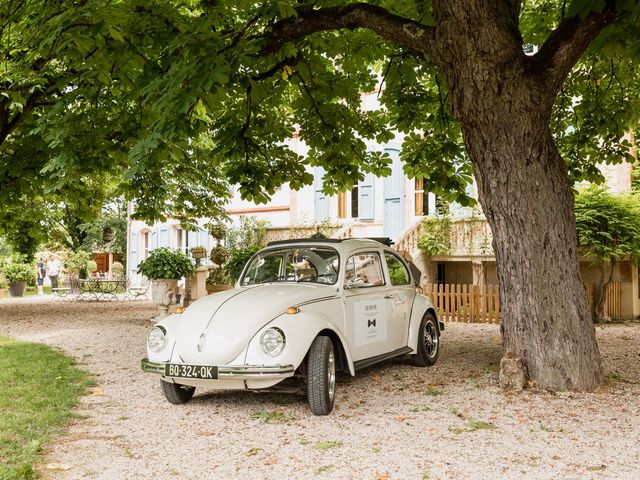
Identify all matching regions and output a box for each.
[241,246,340,286]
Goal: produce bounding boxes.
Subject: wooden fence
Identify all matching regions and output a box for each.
[423,283,501,323]
[423,282,623,323]
[585,282,623,320]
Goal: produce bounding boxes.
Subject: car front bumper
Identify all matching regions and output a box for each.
[141,358,296,381]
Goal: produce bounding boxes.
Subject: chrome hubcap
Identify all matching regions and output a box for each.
[328,349,336,401]
[424,321,439,358]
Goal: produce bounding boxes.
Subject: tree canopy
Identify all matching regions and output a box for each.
[575,186,640,320]
[2,0,638,244]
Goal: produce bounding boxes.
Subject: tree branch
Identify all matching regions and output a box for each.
[530,2,620,92]
[259,3,435,59]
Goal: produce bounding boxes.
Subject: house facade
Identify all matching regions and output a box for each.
[125,91,639,320]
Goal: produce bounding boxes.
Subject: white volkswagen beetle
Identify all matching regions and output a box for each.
[141,238,443,415]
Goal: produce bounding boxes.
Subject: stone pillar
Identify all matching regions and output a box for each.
[472,260,486,286]
[191,266,209,300]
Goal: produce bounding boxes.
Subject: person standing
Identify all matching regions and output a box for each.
[36,257,46,295]
[47,255,61,290]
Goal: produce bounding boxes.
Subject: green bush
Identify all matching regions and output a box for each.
[206,222,227,241]
[207,266,230,285]
[0,275,7,289]
[111,261,124,274]
[4,263,34,284]
[226,246,261,282]
[63,250,91,274]
[418,217,451,256]
[137,248,195,280]
[87,260,98,273]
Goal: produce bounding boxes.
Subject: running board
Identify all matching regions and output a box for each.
[353,347,413,372]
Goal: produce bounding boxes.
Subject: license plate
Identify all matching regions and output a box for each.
[164,363,218,379]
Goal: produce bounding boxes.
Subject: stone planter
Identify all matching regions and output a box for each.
[8,281,27,298]
[206,284,233,294]
[151,279,178,319]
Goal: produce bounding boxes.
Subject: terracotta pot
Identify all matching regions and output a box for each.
[8,281,26,297]
[206,284,233,294]
[151,279,178,319]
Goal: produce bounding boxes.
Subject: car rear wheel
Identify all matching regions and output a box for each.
[306,336,336,415]
[412,312,440,367]
[160,380,196,404]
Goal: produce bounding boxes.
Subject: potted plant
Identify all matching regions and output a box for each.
[207,222,227,242]
[138,248,195,318]
[4,263,34,297]
[206,266,232,293]
[189,246,207,266]
[206,225,233,294]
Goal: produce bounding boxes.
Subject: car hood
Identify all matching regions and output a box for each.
[171,283,338,365]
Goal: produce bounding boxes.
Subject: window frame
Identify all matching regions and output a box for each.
[344,251,386,289]
[384,251,412,286]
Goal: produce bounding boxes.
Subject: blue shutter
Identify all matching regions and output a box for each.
[358,173,374,220]
[383,148,405,239]
[151,229,159,250]
[159,226,170,247]
[130,232,138,276]
[314,167,329,220]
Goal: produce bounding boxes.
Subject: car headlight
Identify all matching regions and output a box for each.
[147,326,167,353]
[260,327,285,357]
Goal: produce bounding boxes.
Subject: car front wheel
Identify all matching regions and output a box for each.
[160,380,196,404]
[412,312,440,367]
[306,336,336,415]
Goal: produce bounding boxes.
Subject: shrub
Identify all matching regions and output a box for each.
[226,216,268,251]
[137,248,195,280]
[63,251,91,274]
[210,245,229,266]
[226,246,261,282]
[111,261,124,274]
[207,222,227,241]
[4,263,34,284]
[418,217,451,256]
[0,275,7,289]
[207,266,230,285]
[87,260,98,273]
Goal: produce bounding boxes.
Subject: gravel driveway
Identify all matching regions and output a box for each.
[1,297,639,480]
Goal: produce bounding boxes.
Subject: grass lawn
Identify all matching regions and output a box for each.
[1,287,53,299]
[0,337,92,480]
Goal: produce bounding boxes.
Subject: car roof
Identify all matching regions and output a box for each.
[265,237,394,253]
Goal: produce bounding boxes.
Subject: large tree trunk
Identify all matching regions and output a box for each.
[431,1,604,390]
[466,118,603,390]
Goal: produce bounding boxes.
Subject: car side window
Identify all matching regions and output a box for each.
[345,253,385,288]
[384,253,411,286]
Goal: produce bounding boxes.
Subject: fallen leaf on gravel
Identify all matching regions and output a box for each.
[90,387,103,396]
[375,472,390,480]
[46,463,72,471]
[196,431,216,436]
[314,441,343,450]
[265,457,278,465]
[586,465,606,471]
[246,447,261,456]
